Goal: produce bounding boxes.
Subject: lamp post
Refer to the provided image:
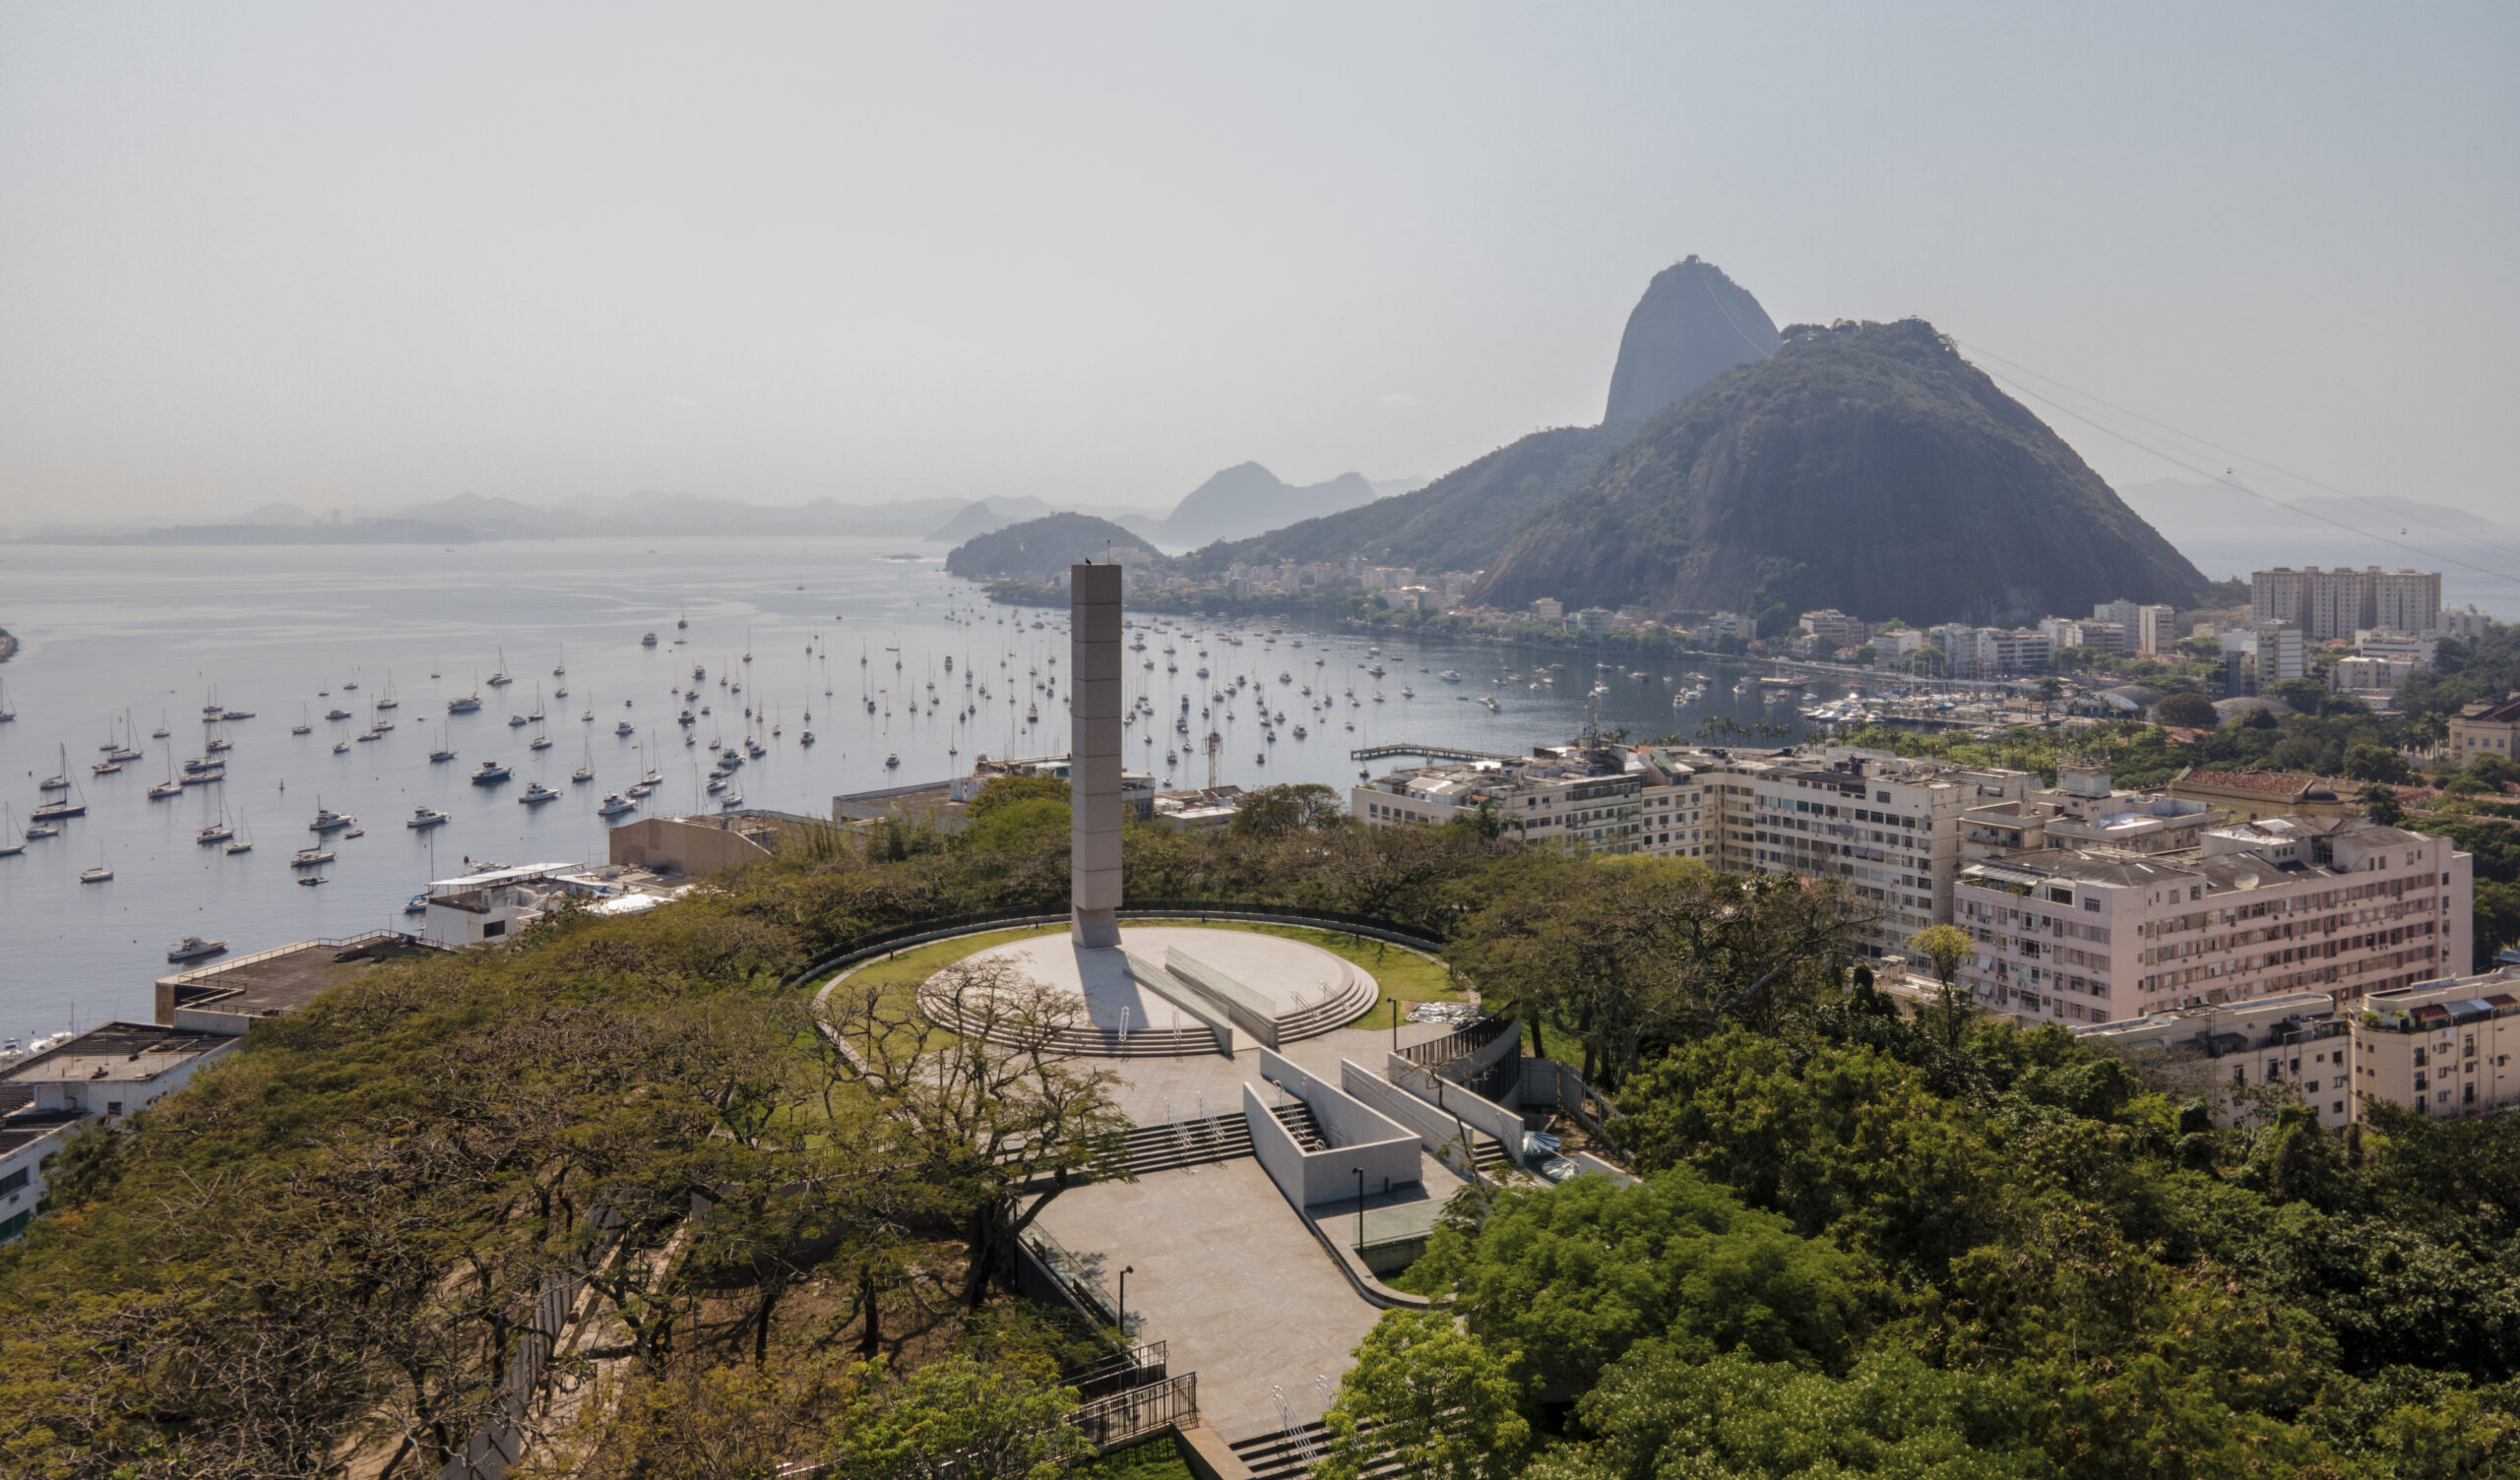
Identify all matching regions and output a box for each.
[1356,1168,1366,1249]
[1117,1264,1134,1341]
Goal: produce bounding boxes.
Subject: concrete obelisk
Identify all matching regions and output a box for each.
[1069,562,1124,947]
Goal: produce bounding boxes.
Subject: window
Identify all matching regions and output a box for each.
[105,1101,123,1117]
[0,1169,25,1197]
[483,920,508,939]
[2084,897,2101,912]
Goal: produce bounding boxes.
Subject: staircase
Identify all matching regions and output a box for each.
[1270,1100,1327,1151]
[1098,1113,1254,1177]
[1231,1421,1407,1480]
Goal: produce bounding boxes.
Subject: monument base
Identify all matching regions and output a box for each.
[1071,904,1120,949]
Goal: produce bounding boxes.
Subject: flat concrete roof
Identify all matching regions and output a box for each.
[3,1021,236,1085]
[162,938,420,1021]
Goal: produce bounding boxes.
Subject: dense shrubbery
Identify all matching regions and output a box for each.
[1325,1003,2520,1480]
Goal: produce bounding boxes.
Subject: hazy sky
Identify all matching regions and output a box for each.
[2,3,2513,523]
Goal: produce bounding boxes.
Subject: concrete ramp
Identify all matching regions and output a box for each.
[1120,951,1236,1056]
[1166,947,1282,1051]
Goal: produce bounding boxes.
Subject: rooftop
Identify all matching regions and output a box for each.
[2174,769,2341,800]
[3,1021,239,1086]
[159,933,430,1024]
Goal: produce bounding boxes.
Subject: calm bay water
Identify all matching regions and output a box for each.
[0,536,1813,1035]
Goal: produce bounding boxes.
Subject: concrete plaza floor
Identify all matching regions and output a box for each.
[1032,1156,1387,1444]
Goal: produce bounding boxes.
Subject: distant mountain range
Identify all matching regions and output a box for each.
[1182,258,2217,626]
[1187,256,1786,579]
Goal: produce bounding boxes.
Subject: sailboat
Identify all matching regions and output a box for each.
[38,743,69,792]
[487,647,513,687]
[225,811,254,855]
[197,806,234,845]
[374,672,399,710]
[152,709,170,738]
[148,750,182,800]
[571,739,595,784]
[79,844,112,884]
[0,805,23,857]
[553,644,566,677]
[293,705,313,736]
[0,677,13,722]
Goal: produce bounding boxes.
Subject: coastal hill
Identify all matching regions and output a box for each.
[944,513,1158,583]
[1185,256,1782,575]
[1603,255,1781,426]
[1182,425,1621,575]
[1472,318,2211,626]
[1120,462,1382,549]
[928,496,1055,544]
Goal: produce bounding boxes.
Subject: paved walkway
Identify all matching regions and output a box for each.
[1032,1156,1386,1443]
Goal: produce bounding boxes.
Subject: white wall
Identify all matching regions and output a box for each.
[1248,1050,1422,1207]
[1379,1055,1528,1159]
[0,1126,66,1243]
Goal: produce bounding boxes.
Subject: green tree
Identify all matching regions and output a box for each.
[1907,923,1978,1046]
[1406,1167,1856,1399]
[1229,781,1346,836]
[1523,1349,2056,1480]
[1316,1311,1529,1480]
[967,773,1071,821]
[816,1355,1085,1480]
[2344,742,2414,784]
[2155,691,2219,728]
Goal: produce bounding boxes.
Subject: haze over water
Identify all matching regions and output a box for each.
[0,536,1816,1033]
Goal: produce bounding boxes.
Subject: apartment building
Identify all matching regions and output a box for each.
[2355,973,2520,1120]
[2448,695,2520,762]
[2252,566,2442,641]
[1931,625,2053,678]
[1798,609,1870,648]
[1953,816,2473,1026]
[1,1022,244,1243]
[2332,655,2416,703]
[2078,968,2520,1128]
[2078,992,2353,1124]
[1740,750,2038,955]
[1958,763,2228,860]
[2092,599,2176,655]
[1631,748,1717,860]
[1351,747,1648,854]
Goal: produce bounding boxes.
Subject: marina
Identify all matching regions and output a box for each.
[0,535,1829,1034]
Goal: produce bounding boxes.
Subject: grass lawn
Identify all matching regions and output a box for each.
[809,918,1465,1034]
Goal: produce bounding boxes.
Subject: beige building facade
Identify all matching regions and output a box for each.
[1956,816,2473,1026]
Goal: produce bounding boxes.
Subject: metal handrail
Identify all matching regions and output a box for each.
[1397,1013,1510,1067]
[788,902,1447,988]
[159,928,418,983]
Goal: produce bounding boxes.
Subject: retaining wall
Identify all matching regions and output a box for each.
[1247,1050,1421,1207]
[1341,1059,1493,1181]
[1387,1054,1530,1163]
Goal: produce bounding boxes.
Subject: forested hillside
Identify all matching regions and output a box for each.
[4,775,2515,1478]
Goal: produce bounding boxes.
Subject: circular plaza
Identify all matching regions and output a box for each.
[916,924,1380,1058]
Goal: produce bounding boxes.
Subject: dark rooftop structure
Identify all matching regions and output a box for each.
[156,930,431,1033]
